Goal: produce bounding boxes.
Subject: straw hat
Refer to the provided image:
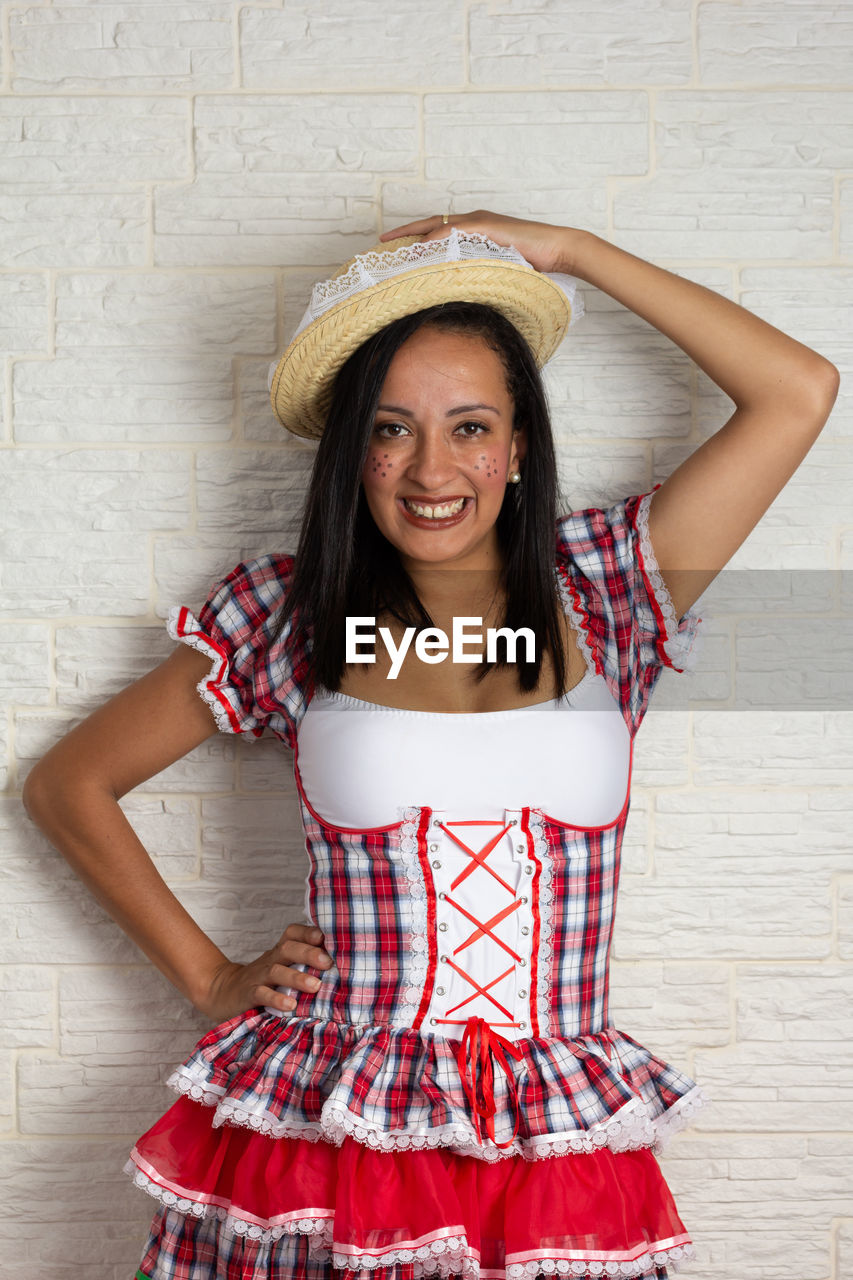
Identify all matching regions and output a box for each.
[268,229,583,439]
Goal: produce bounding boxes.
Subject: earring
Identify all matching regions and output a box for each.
[508,471,522,484]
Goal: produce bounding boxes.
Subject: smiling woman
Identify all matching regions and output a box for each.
[22,215,838,1280]
[276,291,573,703]
[365,327,521,564]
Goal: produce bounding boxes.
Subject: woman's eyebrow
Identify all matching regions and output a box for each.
[376,402,500,416]
[376,404,415,416]
[446,402,500,416]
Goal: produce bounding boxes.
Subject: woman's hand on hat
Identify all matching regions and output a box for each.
[379,209,579,275]
[198,922,333,1023]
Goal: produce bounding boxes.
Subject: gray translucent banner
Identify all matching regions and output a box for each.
[347,568,853,711]
[646,569,853,712]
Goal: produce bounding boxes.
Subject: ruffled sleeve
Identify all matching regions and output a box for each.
[556,487,704,735]
[166,554,312,751]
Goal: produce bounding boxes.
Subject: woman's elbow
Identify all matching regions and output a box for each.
[803,355,840,424]
[22,760,51,826]
[773,354,841,435]
[22,751,89,827]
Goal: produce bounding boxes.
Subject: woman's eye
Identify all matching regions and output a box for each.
[455,420,490,437]
[374,422,410,438]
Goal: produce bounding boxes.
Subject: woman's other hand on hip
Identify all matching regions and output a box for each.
[199,922,333,1023]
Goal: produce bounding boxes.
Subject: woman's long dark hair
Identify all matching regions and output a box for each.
[274,301,570,696]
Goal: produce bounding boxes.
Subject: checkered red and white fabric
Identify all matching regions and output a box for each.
[131,490,706,1279]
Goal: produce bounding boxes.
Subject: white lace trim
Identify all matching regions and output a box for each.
[527,811,554,1039]
[504,1244,696,1279]
[330,1239,695,1279]
[168,1066,227,1108]
[127,1162,694,1277]
[555,566,600,679]
[164,1068,709,1164]
[398,806,429,1017]
[126,1160,335,1246]
[166,604,238,736]
[634,492,705,675]
[277,229,583,352]
[333,1233,474,1279]
[647,1084,710,1155]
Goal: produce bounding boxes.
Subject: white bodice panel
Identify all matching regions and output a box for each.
[419,809,538,1042]
[294,674,631,1042]
[295,670,630,832]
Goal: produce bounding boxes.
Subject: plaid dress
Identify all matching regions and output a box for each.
[128,489,706,1280]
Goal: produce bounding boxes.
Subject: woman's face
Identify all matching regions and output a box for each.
[361,326,526,573]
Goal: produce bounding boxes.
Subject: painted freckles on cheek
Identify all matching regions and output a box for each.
[474,452,506,481]
[367,451,393,479]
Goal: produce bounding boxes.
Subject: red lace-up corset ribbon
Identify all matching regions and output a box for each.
[419,813,541,1147]
[456,1015,524,1148]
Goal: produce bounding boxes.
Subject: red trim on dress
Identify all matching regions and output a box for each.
[172,606,259,737]
[412,807,437,1033]
[556,562,604,677]
[522,807,542,1039]
[631,483,702,676]
[632,486,673,671]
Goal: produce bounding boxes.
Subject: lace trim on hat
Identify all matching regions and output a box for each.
[273,228,583,358]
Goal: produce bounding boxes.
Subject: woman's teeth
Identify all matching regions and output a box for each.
[404,498,466,519]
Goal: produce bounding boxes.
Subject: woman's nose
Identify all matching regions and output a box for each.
[404,430,458,490]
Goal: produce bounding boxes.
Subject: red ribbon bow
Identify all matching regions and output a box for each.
[455,1015,524,1149]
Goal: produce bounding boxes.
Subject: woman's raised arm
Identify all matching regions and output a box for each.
[383,211,840,618]
[22,645,332,1022]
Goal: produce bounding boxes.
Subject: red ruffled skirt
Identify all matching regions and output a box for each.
[130,1095,693,1280]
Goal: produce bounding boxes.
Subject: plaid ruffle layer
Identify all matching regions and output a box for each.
[136,1011,706,1163]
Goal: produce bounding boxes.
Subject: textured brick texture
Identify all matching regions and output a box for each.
[1,4,850,1279]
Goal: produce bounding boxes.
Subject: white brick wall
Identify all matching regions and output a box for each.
[1,4,850,1278]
